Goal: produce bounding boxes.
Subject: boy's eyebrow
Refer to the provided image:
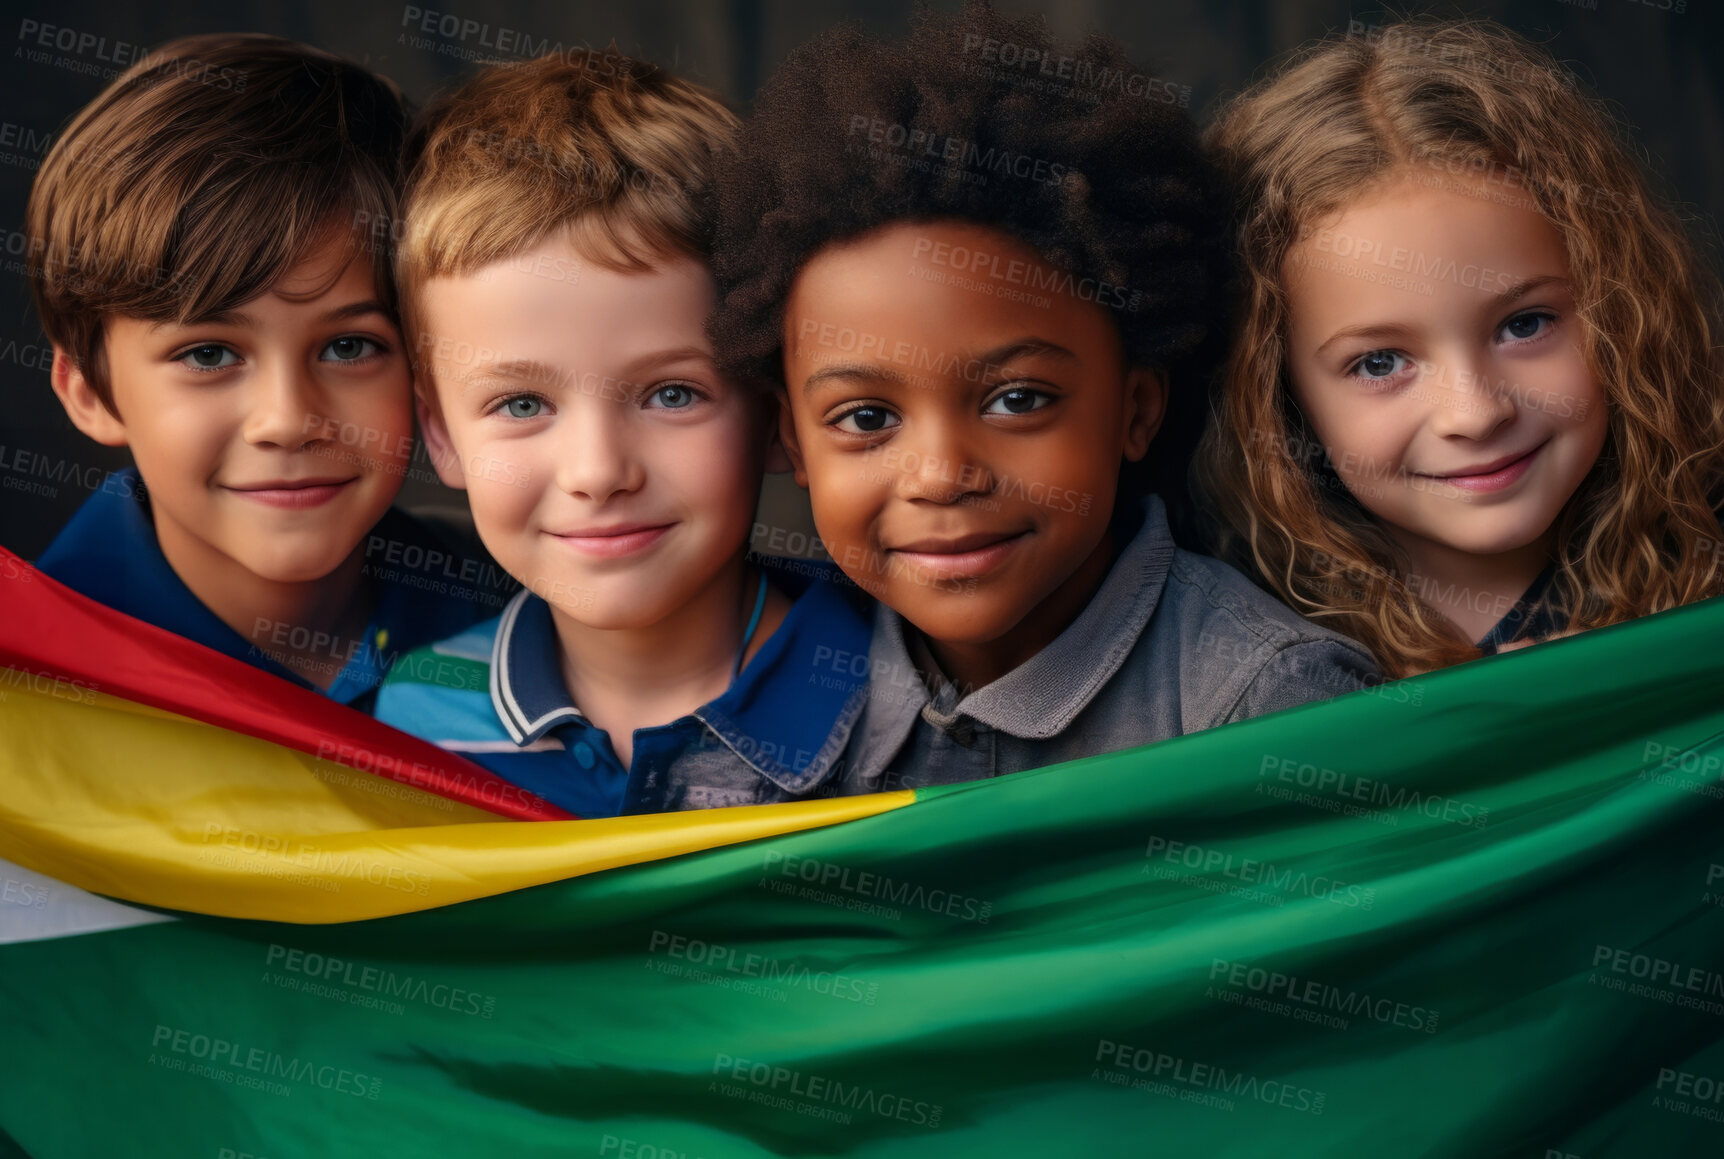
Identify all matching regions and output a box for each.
[180,299,392,328]
[620,345,717,376]
[801,338,1075,394]
[459,358,565,389]
[458,347,716,392]
[322,299,392,322]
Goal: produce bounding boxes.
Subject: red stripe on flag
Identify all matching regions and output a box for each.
[0,548,570,821]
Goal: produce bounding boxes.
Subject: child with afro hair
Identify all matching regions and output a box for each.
[711,2,1382,793]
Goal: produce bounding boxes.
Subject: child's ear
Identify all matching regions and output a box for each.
[415,391,467,490]
[774,390,809,487]
[1121,365,1168,463]
[49,348,127,447]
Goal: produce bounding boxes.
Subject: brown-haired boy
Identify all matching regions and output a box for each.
[373,51,873,818]
[28,34,504,709]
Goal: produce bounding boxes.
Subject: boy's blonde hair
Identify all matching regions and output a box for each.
[26,33,408,414]
[397,49,739,378]
[1195,19,1724,676]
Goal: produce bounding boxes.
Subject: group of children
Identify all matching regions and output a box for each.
[22,7,1724,817]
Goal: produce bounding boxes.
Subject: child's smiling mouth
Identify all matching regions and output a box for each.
[1414,439,1549,493]
[886,528,1031,579]
[222,477,359,509]
[544,522,677,559]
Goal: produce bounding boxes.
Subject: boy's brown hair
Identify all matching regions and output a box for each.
[26,33,410,415]
[397,49,738,378]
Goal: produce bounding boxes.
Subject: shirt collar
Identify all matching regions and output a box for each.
[695,574,871,791]
[35,469,480,706]
[489,589,585,744]
[488,576,873,793]
[1475,564,1559,653]
[864,494,1178,747]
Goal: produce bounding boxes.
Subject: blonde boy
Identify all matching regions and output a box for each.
[375,52,871,816]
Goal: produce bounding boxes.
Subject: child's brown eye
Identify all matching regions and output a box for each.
[834,406,899,434]
[983,387,1052,415]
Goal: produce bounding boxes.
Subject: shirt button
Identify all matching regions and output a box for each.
[573,741,596,769]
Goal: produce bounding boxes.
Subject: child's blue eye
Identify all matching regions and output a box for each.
[1350,350,1408,380]
[1498,311,1554,342]
[832,405,900,435]
[650,384,697,409]
[322,336,382,362]
[983,387,1052,416]
[501,396,544,419]
[180,344,239,371]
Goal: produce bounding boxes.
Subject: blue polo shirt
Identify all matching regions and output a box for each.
[33,468,515,710]
[373,561,874,817]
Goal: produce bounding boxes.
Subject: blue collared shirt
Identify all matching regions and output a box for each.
[374,562,873,817]
[33,467,514,709]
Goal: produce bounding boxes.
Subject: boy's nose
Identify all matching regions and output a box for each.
[240,362,327,449]
[554,410,646,501]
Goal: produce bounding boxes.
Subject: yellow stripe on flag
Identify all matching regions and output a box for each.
[0,674,912,923]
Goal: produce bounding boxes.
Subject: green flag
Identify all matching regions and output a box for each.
[3,592,1723,1156]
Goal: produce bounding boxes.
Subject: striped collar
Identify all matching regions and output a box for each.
[485,573,873,791]
[490,590,584,744]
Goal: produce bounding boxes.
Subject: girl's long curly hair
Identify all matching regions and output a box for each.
[1195,18,1724,677]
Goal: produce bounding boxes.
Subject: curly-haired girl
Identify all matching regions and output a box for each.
[1196,19,1724,678]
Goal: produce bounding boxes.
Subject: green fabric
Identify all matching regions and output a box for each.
[4,596,1724,1156]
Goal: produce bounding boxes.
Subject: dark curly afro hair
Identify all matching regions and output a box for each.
[710,1,1231,518]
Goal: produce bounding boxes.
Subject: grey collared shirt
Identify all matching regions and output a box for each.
[837,496,1382,793]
